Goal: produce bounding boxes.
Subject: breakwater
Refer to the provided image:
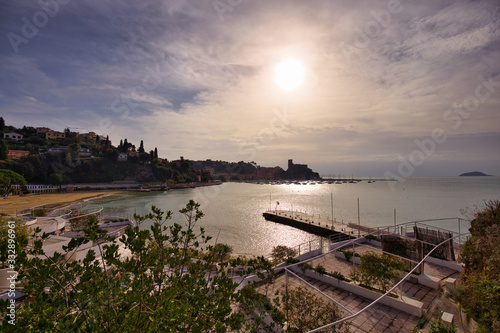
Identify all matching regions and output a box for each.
[263,210,365,241]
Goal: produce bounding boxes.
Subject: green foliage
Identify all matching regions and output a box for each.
[315,264,327,275]
[239,285,285,331]
[0,216,30,267]
[49,173,72,188]
[365,234,381,242]
[327,271,350,282]
[33,208,47,217]
[0,201,278,332]
[381,236,413,258]
[350,251,406,292]
[339,249,359,262]
[455,200,500,333]
[286,257,300,264]
[0,140,8,160]
[282,286,349,333]
[210,243,233,263]
[428,311,457,333]
[340,249,353,262]
[271,245,297,264]
[298,262,313,273]
[0,169,26,190]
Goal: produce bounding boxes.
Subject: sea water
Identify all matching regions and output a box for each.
[82,177,500,256]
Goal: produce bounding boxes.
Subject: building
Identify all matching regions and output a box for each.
[78,148,92,159]
[78,131,97,141]
[26,184,57,194]
[36,127,51,134]
[118,153,128,162]
[46,131,66,140]
[48,147,68,154]
[7,150,30,159]
[285,159,321,180]
[3,132,23,141]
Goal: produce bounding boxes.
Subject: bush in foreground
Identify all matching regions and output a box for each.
[1,201,278,332]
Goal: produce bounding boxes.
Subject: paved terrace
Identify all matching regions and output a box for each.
[258,272,420,333]
[255,241,461,332]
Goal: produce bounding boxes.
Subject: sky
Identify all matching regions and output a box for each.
[1,0,499,177]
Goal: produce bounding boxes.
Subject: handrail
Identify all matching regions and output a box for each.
[285,268,354,315]
[306,232,469,332]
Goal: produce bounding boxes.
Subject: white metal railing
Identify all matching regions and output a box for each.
[270,218,471,332]
[305,232,468,332]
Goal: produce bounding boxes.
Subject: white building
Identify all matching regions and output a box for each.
[118,153,128,162]
[3,132,23,141]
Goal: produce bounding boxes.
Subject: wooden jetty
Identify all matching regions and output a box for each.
[263,210,364,241]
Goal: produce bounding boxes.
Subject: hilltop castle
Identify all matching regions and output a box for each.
[285,159,320,180]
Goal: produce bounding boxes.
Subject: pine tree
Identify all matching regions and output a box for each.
[0,117,5,131]
[139,140,145,153]
[154,147,158,159]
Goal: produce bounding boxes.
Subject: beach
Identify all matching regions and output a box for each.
[0,191,121,215]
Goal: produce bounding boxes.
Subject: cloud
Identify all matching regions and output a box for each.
[0,0,499,176]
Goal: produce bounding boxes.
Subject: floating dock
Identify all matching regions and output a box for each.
[263,210,363,241]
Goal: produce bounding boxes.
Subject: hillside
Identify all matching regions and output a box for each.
[1,118,321,185]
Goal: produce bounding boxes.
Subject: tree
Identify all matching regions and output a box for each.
[282,286,349,332]
[138,140,145,153]
[270,245,297,264]
[0,140,8,160]
[0,116,5,131]
[0,169,26,195]
[211,243,233,263]
[2,201,276,332]
[154,147,158,159]
[49,173,72,191]
[455,200,500,333]
[350,251,406,293]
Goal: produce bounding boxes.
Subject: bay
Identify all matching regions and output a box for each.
[82,177,500,256]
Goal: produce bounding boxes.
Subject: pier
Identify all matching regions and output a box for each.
[263,210,368,241]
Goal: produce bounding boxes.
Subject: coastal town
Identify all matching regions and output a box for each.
[0,117,325,195]
[3,0,500,331]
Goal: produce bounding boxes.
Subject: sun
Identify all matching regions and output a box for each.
[274,58,305,91]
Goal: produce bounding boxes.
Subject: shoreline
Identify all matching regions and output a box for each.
[0,191,123,215]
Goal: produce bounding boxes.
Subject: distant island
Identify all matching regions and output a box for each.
[459,171,492,177]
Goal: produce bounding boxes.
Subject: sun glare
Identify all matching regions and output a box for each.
[274,58,305,91]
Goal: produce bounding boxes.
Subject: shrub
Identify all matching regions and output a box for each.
[298,262,313,273]
[327,271,350,282]
[1,201,278,332]
[271,245,297,264]
[365,234,381,242]
[340,249,359,262]
[314,264,327,275]
[350,251,406,292]
[33,208,47,217]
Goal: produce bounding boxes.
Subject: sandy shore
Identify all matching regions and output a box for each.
[0,191,122,215]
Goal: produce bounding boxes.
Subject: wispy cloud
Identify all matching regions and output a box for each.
[0,0,499,176]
